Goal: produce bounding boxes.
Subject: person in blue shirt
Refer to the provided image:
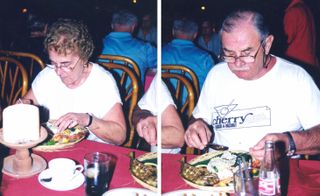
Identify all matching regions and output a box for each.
[101,10,157,83]
[162,19,215,90]
[197,19,221,62]
[137,13,157,46]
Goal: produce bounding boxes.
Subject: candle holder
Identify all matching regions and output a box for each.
[0,127,48,178]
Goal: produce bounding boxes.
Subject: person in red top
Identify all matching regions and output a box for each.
[284,0,319,67]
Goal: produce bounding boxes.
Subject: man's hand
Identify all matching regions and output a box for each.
[136,116,157,146]
[250,133,288,161]
[185,119,212,150]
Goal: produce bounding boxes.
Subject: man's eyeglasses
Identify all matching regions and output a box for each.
[47,58,80,72]
[220,41,265,63]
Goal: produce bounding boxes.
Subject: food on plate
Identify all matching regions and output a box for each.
[251,158,261,169]
[180,157,220,186]
[33,121,87,151]
[180,151,260,189]
[129,152,157,189]
[206,151,238,180]
[43,127,86,146]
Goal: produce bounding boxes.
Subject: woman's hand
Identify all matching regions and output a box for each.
[54,112,89,132]
[136,116,157,146]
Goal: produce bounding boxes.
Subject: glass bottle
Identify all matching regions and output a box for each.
[258,141,281,196]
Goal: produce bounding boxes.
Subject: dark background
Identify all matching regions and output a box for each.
[1,0,320,59]
[0,0,157,53]
[162,0,320,58]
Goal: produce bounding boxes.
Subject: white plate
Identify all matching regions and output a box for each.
[102,187,157,196]
[163,189,223,196]
[38,169,84,191]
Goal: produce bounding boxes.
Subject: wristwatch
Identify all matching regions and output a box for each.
[283,131,296,156]
[85,113,93,128]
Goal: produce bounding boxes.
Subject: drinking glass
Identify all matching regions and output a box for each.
[233,168,258,196]
[84,152,114,196]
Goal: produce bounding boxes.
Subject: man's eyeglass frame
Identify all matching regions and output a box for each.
[220,40,265,63]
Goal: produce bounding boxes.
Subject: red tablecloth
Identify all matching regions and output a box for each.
[161,153,196,193]
[161,154,320,195]
[287,159,320,196]
[1,140,146,196]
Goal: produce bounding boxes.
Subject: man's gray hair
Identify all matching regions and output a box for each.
[220,9,269,41]
[112,10,138,26]
[173,19,198,35]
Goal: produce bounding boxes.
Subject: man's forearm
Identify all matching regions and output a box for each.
[292,124,320,155]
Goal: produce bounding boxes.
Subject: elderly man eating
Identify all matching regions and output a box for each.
[185,8,320,159]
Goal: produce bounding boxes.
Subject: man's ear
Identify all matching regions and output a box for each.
[192,32,198,40]
[264,34,274,55]
[43,24,48,35]
[130,23,137,33]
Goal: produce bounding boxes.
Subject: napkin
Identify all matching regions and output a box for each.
[287,159,320,196]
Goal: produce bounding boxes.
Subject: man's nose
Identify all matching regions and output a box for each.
[234,57,243,66]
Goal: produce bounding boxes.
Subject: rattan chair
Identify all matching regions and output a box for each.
[161,72,198,154]
[0,56,29,123]
[0,50,45,86]
[97,54,141,78]
[162,64,200,98]
[99,61,139,148]
[162,73,195,118]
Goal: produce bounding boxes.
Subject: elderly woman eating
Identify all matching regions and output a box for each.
[21,18,126,145]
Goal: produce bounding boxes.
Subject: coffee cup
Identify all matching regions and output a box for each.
[48,158,83,184]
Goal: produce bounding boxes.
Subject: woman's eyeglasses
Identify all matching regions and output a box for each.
[47,58,80,72]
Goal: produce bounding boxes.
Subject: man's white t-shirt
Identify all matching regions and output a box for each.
[193,56,320,151]
[32,63,122,143]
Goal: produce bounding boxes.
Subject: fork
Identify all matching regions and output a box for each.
[202,143,229,153]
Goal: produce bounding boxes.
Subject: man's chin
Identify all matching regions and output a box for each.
[233,71,253,80]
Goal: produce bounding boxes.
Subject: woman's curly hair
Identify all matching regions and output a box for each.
[44,18,94,61]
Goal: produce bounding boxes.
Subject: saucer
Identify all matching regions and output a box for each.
[38,169,84,191]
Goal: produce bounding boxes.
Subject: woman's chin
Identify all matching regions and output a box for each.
[60,78,72,85]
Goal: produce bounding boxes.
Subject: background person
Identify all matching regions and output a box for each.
[136,12,157,46]
[162,18,215,91]
[101,10,157,83]
[283,0,319,68]
[197,19,221,62]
